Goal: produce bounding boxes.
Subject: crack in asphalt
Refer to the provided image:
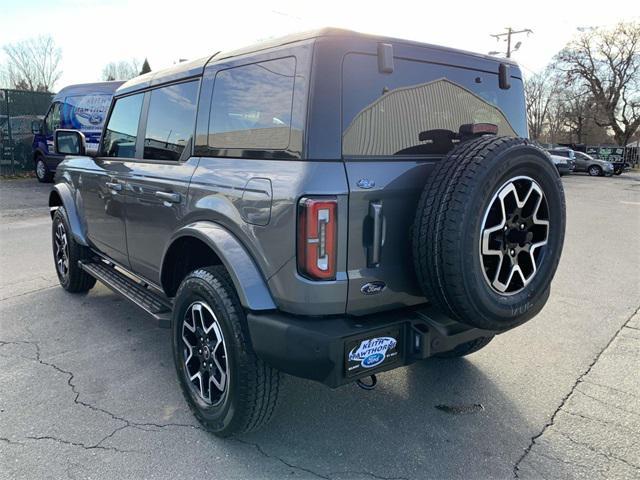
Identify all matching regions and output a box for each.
[0,436,26,446]
[573,388,640,417]
[0,338,207,453]
[24,435,137,454]
[580,379,636,398]
[0,284,58,302]
[560,410,638,434]
[556,430,640,470]
[512,305,640,478]
[232,437,410,480]
[2,336,411,479]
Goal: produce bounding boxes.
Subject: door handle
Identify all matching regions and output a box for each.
[105,181,122,191]
[155,191,182,204]
[368,201,385,267]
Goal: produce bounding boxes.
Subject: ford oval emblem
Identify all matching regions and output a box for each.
[356,178,375,189]
[361,281,386,295]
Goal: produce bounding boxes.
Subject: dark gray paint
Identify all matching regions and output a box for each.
[52,28,527,317]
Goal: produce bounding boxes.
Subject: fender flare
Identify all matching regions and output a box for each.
[163,222,277,311]
[49,183,89,246]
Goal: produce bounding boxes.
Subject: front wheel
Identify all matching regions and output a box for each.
[35,156,53,183]
[172,266,280,437]
[588,165,602,177]
[52,207,96,292]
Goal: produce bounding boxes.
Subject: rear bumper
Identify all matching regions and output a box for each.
[246,306,496,388]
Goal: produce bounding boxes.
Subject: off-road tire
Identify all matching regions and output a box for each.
[35,155,53,183]
[435,336,494,358]
[52,207,96,292]
[172,266,280,437]
[413,136,566,331]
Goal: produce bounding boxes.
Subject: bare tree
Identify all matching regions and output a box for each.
[2,35,62,91]
[555,22,640,146]
[101,59,141,81]
[524,69,559,141]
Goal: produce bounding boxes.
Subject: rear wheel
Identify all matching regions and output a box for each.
[588,165,602,177]
[413,136,566,331]
[35,156,53,183]
[172,266,279,437]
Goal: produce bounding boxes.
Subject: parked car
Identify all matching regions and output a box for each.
[586,146,629,175]
[547,148,576,175]
[573,151,614,176]
[1,114,44,170]
[31,81,123,182]
[49,28,566,436]
[549,154,573,176]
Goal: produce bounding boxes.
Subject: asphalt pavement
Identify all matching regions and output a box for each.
[0,172,639,479]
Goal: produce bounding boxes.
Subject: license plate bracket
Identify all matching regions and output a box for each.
[344,327,402,378]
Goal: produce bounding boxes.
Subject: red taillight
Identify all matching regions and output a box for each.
[297,197,337,280]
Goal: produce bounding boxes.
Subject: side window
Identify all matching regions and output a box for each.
[143,81,199,161]
[45,102,62,133]
[101,93,144,158]
[208,57,296,152]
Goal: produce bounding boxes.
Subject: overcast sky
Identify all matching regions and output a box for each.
[1,0,638,90]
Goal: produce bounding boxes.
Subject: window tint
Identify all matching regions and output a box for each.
[45,102,61,133]
[144,81,199,161]
[101,93,143,158]
[208,57,296,151]
[342,54,527,157]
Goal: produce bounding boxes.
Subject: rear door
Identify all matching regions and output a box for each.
[342,52,528,315]
[123,80,200,284]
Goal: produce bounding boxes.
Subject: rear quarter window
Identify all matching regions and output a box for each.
[207,57,296,153]
[342,54,527,157]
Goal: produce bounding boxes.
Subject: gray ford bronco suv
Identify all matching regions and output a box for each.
[50,29,565,436]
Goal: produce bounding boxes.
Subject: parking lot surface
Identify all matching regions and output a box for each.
[1,173,639,479]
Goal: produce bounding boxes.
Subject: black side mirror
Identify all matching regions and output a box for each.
[31,120,43,135]
[55,129,86,156]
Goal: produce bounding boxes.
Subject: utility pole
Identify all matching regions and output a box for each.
[490,27,533,58]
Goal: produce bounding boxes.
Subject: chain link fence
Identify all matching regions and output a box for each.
[0,89,53,175]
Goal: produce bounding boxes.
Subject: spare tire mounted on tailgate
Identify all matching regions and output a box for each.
[413,136,566,331]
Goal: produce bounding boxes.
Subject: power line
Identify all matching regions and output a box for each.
[489,27,533,58]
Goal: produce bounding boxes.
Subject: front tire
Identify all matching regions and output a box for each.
[588,165,602,177]
[52,207,96,292]
[35,156,53,183]
[172,266,280,437]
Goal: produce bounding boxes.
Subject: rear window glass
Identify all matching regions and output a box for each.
[144,80,199,161]
[342,54,527,157]
[101,93,143,158]
[62,94,111,132]
[208,57,296,151]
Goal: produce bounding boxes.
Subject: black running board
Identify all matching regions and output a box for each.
[79,260,172,328]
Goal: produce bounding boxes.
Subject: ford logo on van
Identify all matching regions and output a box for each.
[361,281,386,295]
